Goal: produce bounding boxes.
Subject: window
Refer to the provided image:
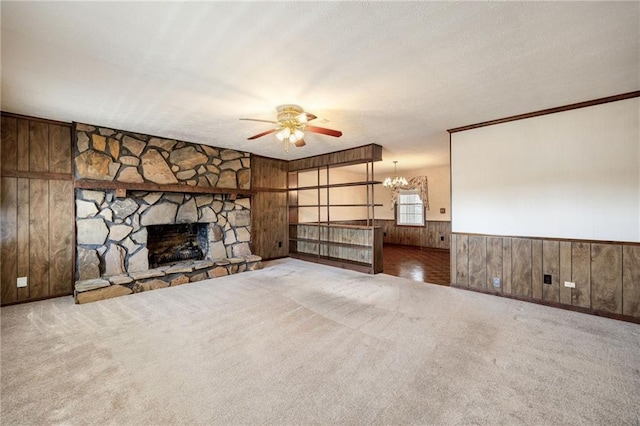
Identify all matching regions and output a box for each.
[396,189,424,226]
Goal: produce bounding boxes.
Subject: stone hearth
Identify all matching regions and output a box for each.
[73,122,261,304]
[76,189,252,279]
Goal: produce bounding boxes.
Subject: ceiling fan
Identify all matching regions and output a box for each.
[240,104,342,151]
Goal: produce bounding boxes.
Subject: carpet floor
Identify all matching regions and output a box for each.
[1,258,639,425]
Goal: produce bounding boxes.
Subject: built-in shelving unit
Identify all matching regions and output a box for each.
[287,144,384,274]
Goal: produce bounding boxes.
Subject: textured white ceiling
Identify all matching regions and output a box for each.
[1,2,638,174]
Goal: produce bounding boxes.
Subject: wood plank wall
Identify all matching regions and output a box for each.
[378,219,450,249]
[332,219,450,250]
[451,233,640,319]
[251,155,289,259]
[288,144,383,171]
[1,113,74,305]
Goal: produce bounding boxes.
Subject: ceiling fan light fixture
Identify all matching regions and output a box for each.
[242,104,342,151]
[296,112,308,124]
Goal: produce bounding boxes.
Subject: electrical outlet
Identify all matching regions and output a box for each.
[17,277,27,288]
[440,236,444,241]
[543,274,552,285]
[493,277,501,288]
[278,241,282,248]
[564,281,576,288]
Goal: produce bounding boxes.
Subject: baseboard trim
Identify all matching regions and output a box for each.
[450,283,640,324]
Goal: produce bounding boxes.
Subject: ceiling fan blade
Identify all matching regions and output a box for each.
[294,139,306,147]
[304,113,317,122]
[240,118,278,124]
[247,128,277,140]
[305,125,343,138]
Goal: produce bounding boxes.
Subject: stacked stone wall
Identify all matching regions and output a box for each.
[76,190,252,280]
[74,123,250,189]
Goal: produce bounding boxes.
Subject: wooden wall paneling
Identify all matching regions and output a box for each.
[486,237,503,293]
[622,245,640,317]
[590,244,623,314]
[542,240,560,302]
[455,234,469,285]
[373,227,384,273]
[511,238,532,298]
[251,156,288,189]
[288,144,382,171]
[379,220,450,249]
[1,178,18,303]
[468,235,486,289]
[450,234,457,284]
[16,179,30,300]
[252,192,288,259]
[559,241,572,305]
[29,121,49,173]
[1,116,17,172]
[424,224,434,248]
[439,222,451,249]
[28,179,50,298]
[502,238,512,294]
[532,240,543,300]
[17,119,30,172]
[571,242,591,308]
[48,180,73,296]
[49,125,72,174]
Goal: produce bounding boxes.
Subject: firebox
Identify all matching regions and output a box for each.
[146,223,209,268]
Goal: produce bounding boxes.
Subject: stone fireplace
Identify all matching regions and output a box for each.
[76,189,252,280]
[72,122,261,303]
[147,223,209,267]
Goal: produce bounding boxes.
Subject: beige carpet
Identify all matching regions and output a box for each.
[1,258,639,425]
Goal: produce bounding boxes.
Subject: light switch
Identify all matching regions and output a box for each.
[564,281,575,288]
[17,277,27,288]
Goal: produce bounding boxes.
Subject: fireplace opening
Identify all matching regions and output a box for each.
[147,223,209,268]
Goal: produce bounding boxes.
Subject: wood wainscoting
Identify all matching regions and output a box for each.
[1,113,74,305]
[451,233,640,321]
[379,219,451,250]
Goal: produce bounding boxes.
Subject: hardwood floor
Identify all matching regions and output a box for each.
[382,244,450,286]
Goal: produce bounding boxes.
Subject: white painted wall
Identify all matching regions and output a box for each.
[375,165,451,221]
[451,97,640,242]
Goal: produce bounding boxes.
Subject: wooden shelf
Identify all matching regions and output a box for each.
[289,223,380,230]
[287,156,382,274]
[289,180,382,191]
[289,252,374,274]
[290,203,383,208]
[289,237,373,250]
[74,179,254,196]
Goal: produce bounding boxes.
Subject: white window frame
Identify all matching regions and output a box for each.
[396,189,425,226]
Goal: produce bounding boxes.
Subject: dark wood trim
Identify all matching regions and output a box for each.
[260,255,290,262]
[451,231,640,247]
[251,153,287,162]
[1,111,72,127]
[73,179,254,196]
[385,242,450,253]
[288,144,383,171]
[1,292,74,307]
[447,91,640,133]
[290,253,374,274]
[451,283,639,324]
[251,187,288,193]
[449,131,453,229]
[1,171,73,180]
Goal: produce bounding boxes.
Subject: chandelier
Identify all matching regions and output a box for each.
[274,105,307,152]
[383,161,408,190]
